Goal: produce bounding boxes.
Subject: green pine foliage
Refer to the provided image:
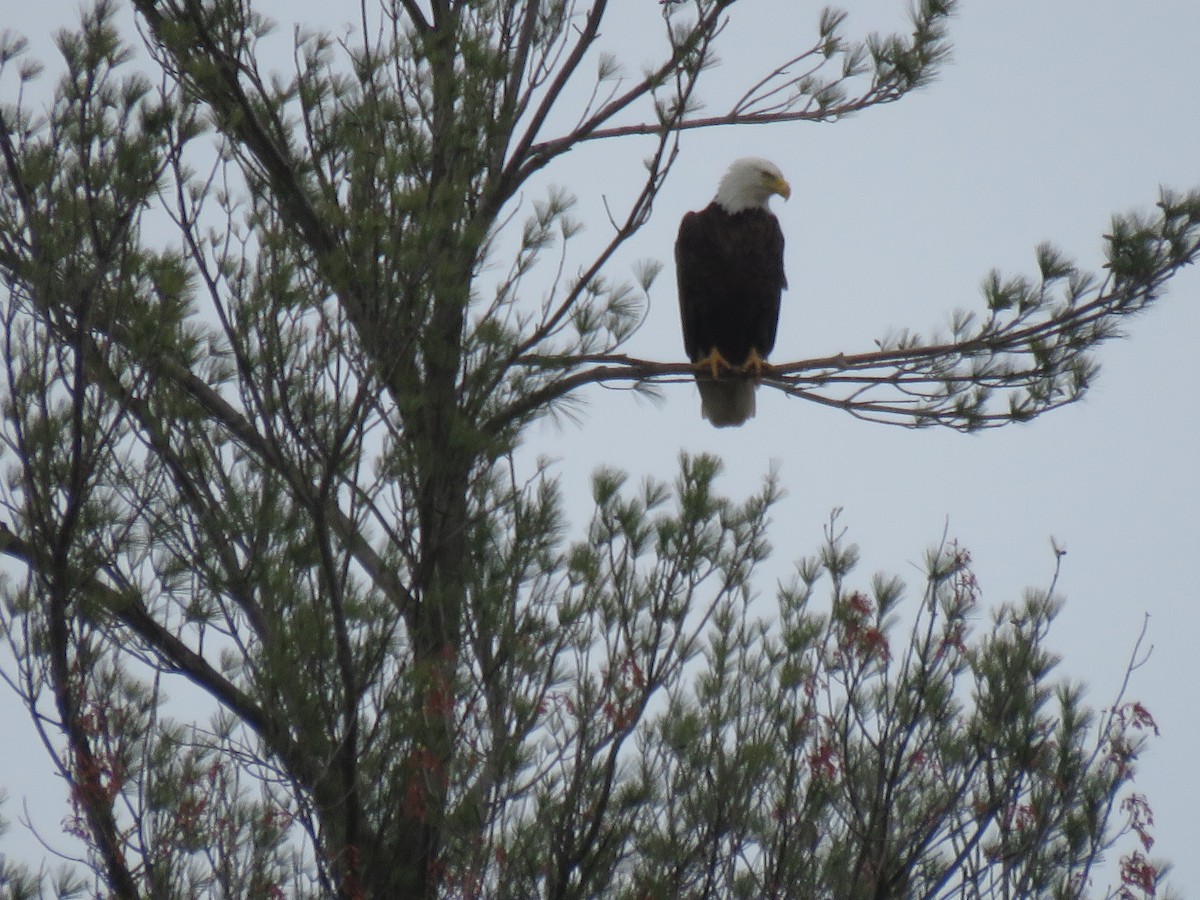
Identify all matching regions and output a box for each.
[0,1,1186,897]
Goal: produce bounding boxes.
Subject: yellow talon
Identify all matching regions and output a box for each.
[741,348,773,379]
[694,349,734,380]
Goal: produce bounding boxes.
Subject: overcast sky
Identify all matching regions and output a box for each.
[561,1,1200,889]
[2,0,1197,892]
[567,0,1200,888]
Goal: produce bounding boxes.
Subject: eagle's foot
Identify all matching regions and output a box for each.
[740,349,774,381]
[694,349,734,380]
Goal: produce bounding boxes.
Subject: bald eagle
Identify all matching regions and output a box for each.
[676,158,790,427]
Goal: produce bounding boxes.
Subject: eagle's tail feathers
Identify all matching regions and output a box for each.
[697,379,756,428]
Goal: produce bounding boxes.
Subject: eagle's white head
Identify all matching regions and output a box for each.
[714,157,791,214]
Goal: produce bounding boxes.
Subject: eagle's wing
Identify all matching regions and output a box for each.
[756,213,786,357]
[675,205,732,363]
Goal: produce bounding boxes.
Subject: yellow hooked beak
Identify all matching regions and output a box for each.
[769,174,792,201]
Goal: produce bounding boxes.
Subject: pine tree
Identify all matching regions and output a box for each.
[0,1,1192,896]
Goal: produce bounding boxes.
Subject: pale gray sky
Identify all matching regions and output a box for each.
[550,1,1200,889]
[2,0,1197,892]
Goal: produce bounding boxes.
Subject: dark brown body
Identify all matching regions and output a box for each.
[675,202,786,368]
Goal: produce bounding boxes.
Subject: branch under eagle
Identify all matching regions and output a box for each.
[494,180,1200,434]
